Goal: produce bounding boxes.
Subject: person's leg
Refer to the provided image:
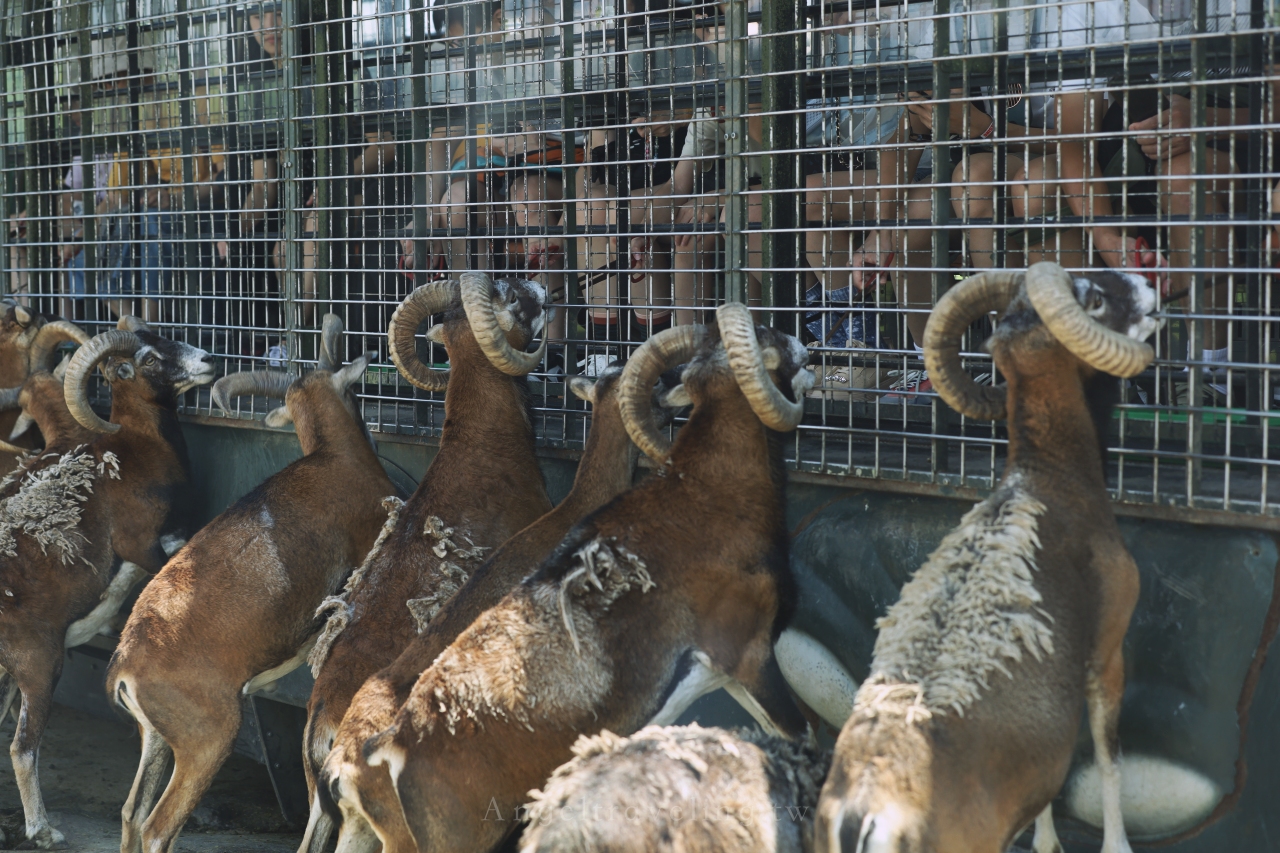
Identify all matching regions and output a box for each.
[804,168,883,292]
[950,152,1029,270]
[672,195,722,327]
[1159,148,1238,351]
[1015,156,1091,271]
[628,182,677,330]
[510,172,566,339]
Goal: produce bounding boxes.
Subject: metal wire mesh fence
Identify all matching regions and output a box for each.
[2,0,1278,521]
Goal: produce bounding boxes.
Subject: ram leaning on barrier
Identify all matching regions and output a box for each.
[312,359,686,853]
[300,273,554,853]
[360,303,816,852]
[107,314,394,853]
[815,263,1159,853]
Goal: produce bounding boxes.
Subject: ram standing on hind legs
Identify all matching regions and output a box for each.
[815,262,1159,853]
[299,273,553,853]
[310,362,683,853]
[0,318,214,849]
[362,304,814,853]
[108,316,397,853]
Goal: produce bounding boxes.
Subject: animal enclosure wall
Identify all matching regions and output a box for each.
[2,0,1279,525]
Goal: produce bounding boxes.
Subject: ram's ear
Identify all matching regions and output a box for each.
[567,376,597,404]
[425,324,446,345]
[264,406,294,428]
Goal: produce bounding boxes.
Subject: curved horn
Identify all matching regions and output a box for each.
[717,302,806,432]
[460,272,546,376]
[618,324,707,463]
[922,270,1024,421]
[1024,262,1155,379]
[117,316,149,333]
[387,280,459,392]
[0,385,21,411]
[12,305,33,328]
[63,330,143,434]
[29,319,89,372]
[318,314,344,373]
[212,371,295,415]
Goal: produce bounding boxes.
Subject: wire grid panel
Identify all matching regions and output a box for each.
[1,0,1278,519]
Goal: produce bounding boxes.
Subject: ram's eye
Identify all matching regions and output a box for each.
[1088,291,1105,312]
[144,356,157,366]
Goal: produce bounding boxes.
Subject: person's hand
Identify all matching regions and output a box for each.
[58,243,80,266]
[216,240,229,262]
[305,191,316,207]
[1130,94,1192,161]
[673,200,719,251]
[905,90,934,132]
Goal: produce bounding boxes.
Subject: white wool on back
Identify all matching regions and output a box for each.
[859,486,1054,720]
[0,447,118,567]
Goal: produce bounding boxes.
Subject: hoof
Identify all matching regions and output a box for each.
[17,825,67,849]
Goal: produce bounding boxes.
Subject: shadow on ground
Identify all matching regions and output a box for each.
[0,704,303,851]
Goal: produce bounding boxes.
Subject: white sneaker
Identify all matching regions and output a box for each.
[577,353,614,378]
[267,344,286,368]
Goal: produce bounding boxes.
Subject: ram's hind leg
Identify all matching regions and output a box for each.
[120,723,172,853]
[137,695,240,853]
[10,643,65,849]
[1087,646,1133,853]
[1031,803,1063,853]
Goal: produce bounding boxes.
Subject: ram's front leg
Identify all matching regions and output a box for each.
[64,561,147,648]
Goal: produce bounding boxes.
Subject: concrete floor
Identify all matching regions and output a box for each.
[0,704,304,852]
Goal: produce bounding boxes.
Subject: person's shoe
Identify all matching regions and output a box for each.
[807,341,885,402]
[577,353,614,378]
[884,369,932,404]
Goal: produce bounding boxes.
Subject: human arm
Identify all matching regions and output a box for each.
[1129,93,1251,161]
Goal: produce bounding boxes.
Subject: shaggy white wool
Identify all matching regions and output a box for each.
[0,446,119,567]
[860,487,1053,720]
[308,495,404,676]
[407,537,653,737]
[522,724,829,853]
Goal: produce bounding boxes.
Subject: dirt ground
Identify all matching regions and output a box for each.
[0,704,304,852]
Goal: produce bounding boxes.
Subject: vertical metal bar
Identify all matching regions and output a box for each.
[1244,0,1265,417]
[464,0,480,272]
[177,0,200,319]
[930,0,953,479]
[722,0,748,305]
[410,0,427,275]
[760,0,797,333]
[77,0,98,314]
[1186,0,1207,496]
[558,0,579,369]
[280,0,300,357]
[314,11,331,311]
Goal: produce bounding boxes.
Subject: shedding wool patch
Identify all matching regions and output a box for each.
[408,537,654,738]
[404,516,489,634]
[557,537,655,655]
[308,495,404,677]
[0,447,118,567]
[859,487,1053,721]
